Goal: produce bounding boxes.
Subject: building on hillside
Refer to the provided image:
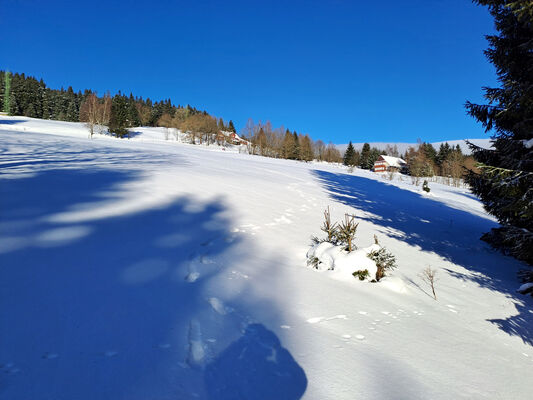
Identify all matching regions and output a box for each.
[374,155,407,173]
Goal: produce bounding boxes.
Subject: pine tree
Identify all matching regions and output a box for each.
[109,94,129,138]
[292,132,300,160]
[3,70,10,114]
[343,141,355,166]
[228,120,236,133]
[465,0,533,265]
[360,143,371,169]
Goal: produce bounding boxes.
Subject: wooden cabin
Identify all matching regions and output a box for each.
[374,155,407,173]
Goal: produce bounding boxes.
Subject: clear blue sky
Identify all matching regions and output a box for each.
[1,0,496,143]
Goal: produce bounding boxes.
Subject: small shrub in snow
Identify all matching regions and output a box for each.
[307,256,321,270]
[420,266,438,300]
[320,206,339,244]
[337,214,359,252]
[367,248,396,281]
[422,180,430,192]
[353,269,370,281]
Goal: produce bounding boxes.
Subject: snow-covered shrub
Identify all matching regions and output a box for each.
[353,269,370,281]
[422,180,430,192]
[367,248,396,281]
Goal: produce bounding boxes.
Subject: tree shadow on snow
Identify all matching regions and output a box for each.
[204,324,307,400]
[312,170,533,346]
[0,168,306,399]
[0,119,26,125]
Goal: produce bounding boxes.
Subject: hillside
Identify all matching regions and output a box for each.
[1,116,532,399]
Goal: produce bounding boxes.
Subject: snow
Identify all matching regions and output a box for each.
[1,115,532,399]
[522,138,533,149]
[518,282,533,294]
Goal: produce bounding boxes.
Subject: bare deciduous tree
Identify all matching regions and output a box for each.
[79,92,112,138]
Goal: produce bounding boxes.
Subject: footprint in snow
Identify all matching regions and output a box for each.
[185,271,200,283]
[187,319,205,368]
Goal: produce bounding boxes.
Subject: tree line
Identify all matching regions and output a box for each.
[239,118,342,163]
[0,70,236,139]
[342,140,477,184]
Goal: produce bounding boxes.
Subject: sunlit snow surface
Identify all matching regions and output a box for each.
[1,116,532,400]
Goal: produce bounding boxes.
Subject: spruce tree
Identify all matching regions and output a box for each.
[228,120,236,133]
[465,0,533,265]
[109,94,129,138]
[360,143,371,169]
[343,141,355,166]
[3,70,10,114]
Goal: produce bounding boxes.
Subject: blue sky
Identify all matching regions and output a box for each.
[1,0,496,143]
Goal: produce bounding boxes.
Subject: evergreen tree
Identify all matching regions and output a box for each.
[465,0,533,265]
[360,143,371,169]
[3,70,10,114]
[343,141,355,166]
[109,94,129,138]
[127,94,141,127]
[292,132,300,160]
[228,120,236,133]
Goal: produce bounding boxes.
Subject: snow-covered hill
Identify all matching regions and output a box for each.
[1,116,532,399]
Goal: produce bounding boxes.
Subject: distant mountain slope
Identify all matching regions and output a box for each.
[337,139,492,155]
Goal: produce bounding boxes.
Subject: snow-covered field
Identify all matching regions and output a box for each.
[1,116,532,399]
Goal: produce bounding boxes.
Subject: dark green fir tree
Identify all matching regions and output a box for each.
[109,94,129,138]
[343,141,355,166]
[465,0,533,265]
[360,143,371,169]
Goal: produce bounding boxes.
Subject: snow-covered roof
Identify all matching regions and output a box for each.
[378,155,406,168]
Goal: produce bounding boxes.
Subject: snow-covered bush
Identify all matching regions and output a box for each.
[307,207,398,284]
[353,269,370,281]
[367,247,396,281]
[306,241,379,279]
